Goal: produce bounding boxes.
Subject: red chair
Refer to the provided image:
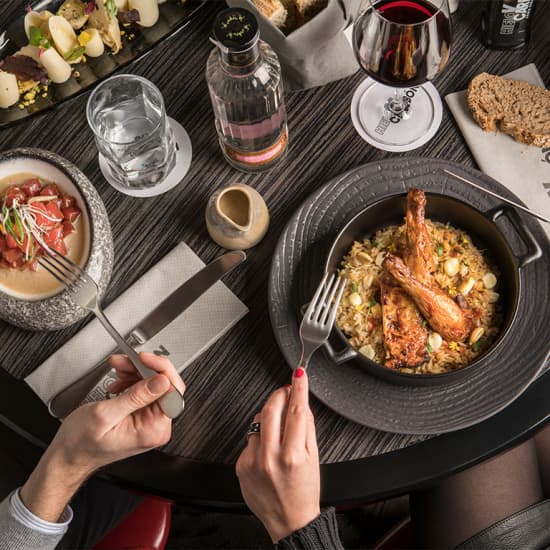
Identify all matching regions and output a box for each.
[94,497,172,550]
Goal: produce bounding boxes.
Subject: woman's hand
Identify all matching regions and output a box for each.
[236,367,320,543]
[20,352,185,522]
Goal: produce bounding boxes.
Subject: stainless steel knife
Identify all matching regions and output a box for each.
[48,250,246,419]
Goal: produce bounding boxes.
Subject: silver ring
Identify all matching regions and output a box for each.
[246,421,261,439]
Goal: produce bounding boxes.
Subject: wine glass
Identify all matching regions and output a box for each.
[351,0,452,152]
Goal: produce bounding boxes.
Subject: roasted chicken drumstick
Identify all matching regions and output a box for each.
[383,253,472,342]
[404,188,436,285]
[380,272,429,369]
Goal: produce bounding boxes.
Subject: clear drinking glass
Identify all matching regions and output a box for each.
[86,74,176,189]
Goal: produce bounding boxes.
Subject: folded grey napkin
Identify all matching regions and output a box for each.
[445,64,550,239]
[25,242,248,406]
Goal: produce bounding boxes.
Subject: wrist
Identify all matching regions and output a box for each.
[267,507,321,543]
[20,449,90,523]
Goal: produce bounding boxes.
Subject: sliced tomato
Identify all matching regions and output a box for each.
[62,205,81,223]
[3,248,24,268]
[62,220,75,236]
[0,235,7,252]
[48,239,67,255]
[5,232,18,249]
[40,183,60,197]
[4,186,26,207]
[46,201,64,221]
[30,203,56,229]
[21,178,41,198]
[60,194,76,209]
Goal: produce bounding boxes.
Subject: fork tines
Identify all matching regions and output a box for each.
[38,252,84,289]
[304,272,347,327]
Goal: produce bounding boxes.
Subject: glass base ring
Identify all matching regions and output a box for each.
[98,117,192,198]
[350,78,443,153]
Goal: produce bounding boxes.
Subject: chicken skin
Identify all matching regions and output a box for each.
[383,253,472,342]
[404,188,436,285]
[380,272,429,369]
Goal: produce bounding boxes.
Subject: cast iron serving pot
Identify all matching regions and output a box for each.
[323,192,542,386]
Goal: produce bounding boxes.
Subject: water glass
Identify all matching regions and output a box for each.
[86,74,175,189]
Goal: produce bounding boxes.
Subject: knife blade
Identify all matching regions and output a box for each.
[48,250,246,419]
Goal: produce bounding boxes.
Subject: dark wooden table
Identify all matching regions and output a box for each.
[1,1,549,508]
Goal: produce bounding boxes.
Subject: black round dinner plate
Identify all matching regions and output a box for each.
[268,158,550,434]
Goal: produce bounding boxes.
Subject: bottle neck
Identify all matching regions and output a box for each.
[219,41,260,75]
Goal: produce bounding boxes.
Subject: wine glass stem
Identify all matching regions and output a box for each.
[384,89,411,121]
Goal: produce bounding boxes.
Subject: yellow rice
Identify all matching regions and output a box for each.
[336,221,503,374]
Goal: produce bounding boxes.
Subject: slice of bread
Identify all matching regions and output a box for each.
[467,72,550,147]
[252,0,288,28]
[294,0,327,22]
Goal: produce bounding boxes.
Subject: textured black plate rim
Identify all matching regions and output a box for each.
[268,157,550,434]
[0,0,206,129]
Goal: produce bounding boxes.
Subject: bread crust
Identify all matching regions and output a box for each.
[467,72,550,147]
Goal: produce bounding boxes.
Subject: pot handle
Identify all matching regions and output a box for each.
[490,206,542,269]
[299,303,358,365]
[322,339,359,365]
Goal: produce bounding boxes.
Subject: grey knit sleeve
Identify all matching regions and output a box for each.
[275,507,345,550]
[0,492,65,550]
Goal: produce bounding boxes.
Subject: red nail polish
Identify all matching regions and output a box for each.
[294,367,305,378]
[284,384,292,388]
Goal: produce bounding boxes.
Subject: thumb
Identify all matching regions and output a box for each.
[109,375,171,423]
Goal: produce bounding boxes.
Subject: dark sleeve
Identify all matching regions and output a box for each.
[275,507,344,550]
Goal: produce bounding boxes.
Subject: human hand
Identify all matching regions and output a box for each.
[20,353,185,522]
[236,367,320,543]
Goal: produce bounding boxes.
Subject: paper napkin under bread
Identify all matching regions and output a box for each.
[445,64,550,239]
[25,242,248,407]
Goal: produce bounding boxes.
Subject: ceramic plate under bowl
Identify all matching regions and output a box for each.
[268,158,550,434]
[0,148,113,330]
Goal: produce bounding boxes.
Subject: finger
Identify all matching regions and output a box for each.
[107,374,171,424]
[109,354,137,374]
[139,352,186,395]
[260,386,291,452]
[246,412,262,452]
[306,409,318,456]
[283,367,309,449]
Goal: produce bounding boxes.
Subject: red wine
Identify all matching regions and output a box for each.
[354,0,452,87]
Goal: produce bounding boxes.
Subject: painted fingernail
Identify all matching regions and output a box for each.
[284,384,292,388]
[294,367,305,378]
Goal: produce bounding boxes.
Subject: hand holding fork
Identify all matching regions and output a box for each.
[39,252,185,419]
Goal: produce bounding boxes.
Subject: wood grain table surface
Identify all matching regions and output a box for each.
[0,0,549,477]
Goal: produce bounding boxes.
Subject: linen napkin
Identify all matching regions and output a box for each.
[25,242,248,407]
[445,64,550,239]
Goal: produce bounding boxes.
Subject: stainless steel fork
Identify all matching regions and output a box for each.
[39,253,184,419]
[298,273,347,370]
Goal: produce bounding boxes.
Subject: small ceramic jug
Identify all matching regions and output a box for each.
[205,184,269,250]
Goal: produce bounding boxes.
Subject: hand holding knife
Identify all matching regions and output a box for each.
[48,250,246,419]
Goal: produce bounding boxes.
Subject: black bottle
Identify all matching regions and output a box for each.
[481,0,537,49]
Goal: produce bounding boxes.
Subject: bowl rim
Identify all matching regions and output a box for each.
[324,190,520,383]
